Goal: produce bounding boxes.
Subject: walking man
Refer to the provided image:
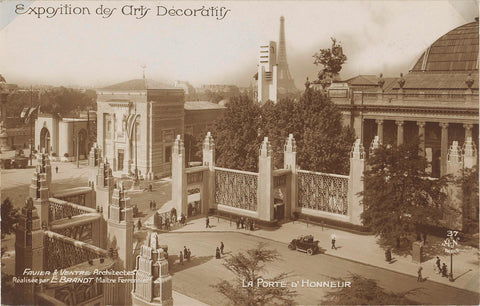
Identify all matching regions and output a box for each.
[184,246,188,259]
[220,241,224,254]
[137,219,142,230]
[435,256,441,273]
[441,263,448,277]
[187,249,191,261]
[417,266,423,282]
[206,216,210,228]
[216,247,221,259]
[330,233,337,250]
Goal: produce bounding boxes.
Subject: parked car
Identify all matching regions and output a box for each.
[288,235,319,255]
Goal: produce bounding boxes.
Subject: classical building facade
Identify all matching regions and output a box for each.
[96,79,225,179]
[35,113,94,160]
[327,19,479,178]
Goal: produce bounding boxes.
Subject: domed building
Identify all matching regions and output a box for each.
[330,19,479,178]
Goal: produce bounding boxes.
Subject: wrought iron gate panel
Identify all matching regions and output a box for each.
[215,169,258,211]
[297,170,348,215]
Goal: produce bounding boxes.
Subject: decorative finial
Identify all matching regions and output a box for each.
[378,73,385,89]
[398,73,405,89]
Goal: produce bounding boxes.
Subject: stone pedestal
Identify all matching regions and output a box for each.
[412,241,424,263]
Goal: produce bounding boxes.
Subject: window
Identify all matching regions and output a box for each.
[165,146,172,163]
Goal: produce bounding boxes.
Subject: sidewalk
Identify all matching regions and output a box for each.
[145,215,479,293]
[173,290,208,306]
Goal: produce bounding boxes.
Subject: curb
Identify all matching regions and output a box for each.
[164,229,479,294]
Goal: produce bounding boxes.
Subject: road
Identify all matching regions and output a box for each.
[158,232,479,305]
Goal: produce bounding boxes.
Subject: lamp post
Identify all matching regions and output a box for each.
[449,236,455,282]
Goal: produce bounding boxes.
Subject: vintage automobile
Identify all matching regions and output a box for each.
[288,235,319,255]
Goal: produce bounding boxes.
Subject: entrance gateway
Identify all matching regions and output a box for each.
[171,132,366,226]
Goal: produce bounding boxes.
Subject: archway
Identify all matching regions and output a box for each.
[40,127,50,153]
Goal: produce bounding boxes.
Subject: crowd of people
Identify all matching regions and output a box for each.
[235,217,255,231]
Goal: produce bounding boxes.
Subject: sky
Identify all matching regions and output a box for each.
[0,0,478,88]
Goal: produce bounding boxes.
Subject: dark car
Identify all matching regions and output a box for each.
[288,235,319,255]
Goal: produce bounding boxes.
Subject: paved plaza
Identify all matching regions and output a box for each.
[1,156,479,305]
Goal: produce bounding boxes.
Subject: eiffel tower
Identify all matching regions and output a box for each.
[277,16,297,93]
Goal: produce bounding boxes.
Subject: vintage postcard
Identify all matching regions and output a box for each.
[0,1,478,305]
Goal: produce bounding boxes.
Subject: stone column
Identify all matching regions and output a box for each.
[396,120,404,146]
[463,137,477,169]
[368,135,381,156]
[202,132,216,214]
[446,141,463,229]
[440,123,449,176]
[15,198,44,305]
[172,135,187,218]
[417,121,426,155]
[107,183,134,305]
[30,168,49,227]
[349,139,365,226]
[463,123,473,140]
[283,134,297,219]
[375,119,384,144]
[258,137,274,222]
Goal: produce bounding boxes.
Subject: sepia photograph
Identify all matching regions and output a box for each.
[0,0,479,305]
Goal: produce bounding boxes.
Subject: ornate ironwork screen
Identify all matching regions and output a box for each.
[297,170,349,215]
[44,231,108,271]
[55,223,93,243]
[49,199,97,222]
[215,168,258,211]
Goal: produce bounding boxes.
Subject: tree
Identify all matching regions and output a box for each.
[1,198,19,239]
[210,95,262,172]
[295,89,355,174]
[206,91,355,175]
[322,273,418,305]
[313,37,347,88]
[457,165,479,234]
[361,140,448,248]
[213,243,296,306]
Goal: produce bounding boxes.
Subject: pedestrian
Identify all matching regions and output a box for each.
[385,248,392,262]
[216,247,221,259]
[244,218,249,231]
[417,266,423,282]
[251,220,255,231]
[184,246,188,259]
[441,263,448,277]
[149,183,153,192]
[55,166,58,173]
[206,216,210,228]
[186,249,191,261]
[240,217,244,229]
[179,252,183,265]
[137,219,142,230]
[330,233,337,250]
[220,241,224,254]
[236,218,240,229]
[435,256,441,273]
[149,200,153,211]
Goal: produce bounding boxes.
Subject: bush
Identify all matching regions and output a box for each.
[64,153,69,158]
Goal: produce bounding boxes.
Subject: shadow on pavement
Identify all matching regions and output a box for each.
[169,255,215,274]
